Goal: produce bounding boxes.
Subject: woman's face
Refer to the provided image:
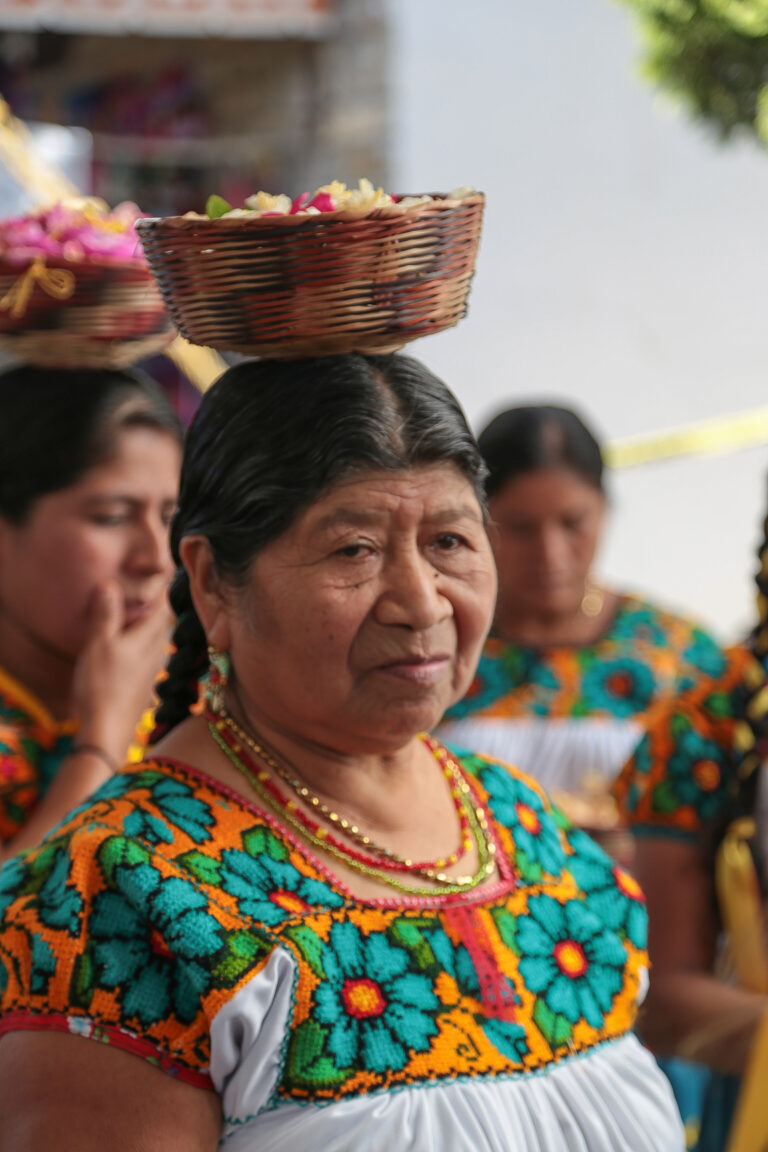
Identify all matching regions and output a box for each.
[0,426,181,660]
[488,466,605,620]
[212,464,497,756]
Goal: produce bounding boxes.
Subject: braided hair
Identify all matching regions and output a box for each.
[152,353,487,738]
[731,491,768,819]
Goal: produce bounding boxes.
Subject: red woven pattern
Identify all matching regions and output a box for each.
[136,194,484,357]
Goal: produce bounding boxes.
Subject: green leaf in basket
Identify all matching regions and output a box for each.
[206,195,232,220]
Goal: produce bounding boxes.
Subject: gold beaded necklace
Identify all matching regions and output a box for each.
[208,716,497,897]
[218,707,474,873]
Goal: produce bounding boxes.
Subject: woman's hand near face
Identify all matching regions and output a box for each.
[0,581,171,861]
[0,1032,221,1152]
[71,577,172,761]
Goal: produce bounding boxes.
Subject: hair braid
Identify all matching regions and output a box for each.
[729,496,768,821]
[151,568,208,740]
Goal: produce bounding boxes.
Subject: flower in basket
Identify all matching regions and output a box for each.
[203,178,477,220]
[0,198,174,369]
[0,198,149,321]
[0,198,147,266]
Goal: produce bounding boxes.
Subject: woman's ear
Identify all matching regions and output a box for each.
[179,536,233,651]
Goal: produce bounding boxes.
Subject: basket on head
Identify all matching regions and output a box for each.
[0,258,174,369]
[135,192,485,358]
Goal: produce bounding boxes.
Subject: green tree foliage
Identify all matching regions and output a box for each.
[618,0,768,145]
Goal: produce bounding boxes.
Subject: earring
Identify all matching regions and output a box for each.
[206,645,230,716]
[580,577,604,618]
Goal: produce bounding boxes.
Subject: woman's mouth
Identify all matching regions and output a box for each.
[123,599,154,626]
[376,655,451,686]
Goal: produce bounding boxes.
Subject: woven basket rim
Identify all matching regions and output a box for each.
[135,192,485,233]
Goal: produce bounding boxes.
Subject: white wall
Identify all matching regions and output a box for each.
[386,0,768,642]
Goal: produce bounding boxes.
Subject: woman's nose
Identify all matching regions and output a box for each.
[375,551,451,630]
[129,517,172,576]
[537,524,568,570]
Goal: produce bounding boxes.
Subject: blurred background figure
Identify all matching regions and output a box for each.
[438,404,734,863]
[0,365,181,859]
[612,486,768,1152]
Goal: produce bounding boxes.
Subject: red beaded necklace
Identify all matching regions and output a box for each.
[207,710,496,893]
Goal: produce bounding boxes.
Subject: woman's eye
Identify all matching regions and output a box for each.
[335,543,372,559]
[90,514,128,527]
[435,532,465,551]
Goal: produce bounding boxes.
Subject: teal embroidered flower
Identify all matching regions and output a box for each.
[517,893,627,1030]
[680,631,727,682]
[580,658,654,718]
[90,837,224,1026]
[608,603,669,648]
[314,920,439,1073]
[566,828,647,950]
[443,650,520,719]
[478,763,565,879]
[218,846,344,926]
[0,853,28,920]
[651,713,727,820]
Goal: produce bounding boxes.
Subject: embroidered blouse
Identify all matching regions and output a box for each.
[0,748,683,1150]
[0,665,77,843]
[613,644,757,842]
[0,663,156,846]
[438,595,729,800]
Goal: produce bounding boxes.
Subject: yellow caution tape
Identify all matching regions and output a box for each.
[606,405,768,470]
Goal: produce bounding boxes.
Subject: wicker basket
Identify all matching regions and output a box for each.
[135,193,484,357]
[0,257,174,369]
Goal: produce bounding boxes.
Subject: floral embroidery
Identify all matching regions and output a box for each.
[89,837,224,1027]
[516,894,627,1033]
[614,645,753,837]
[566,827,647,949]
[0,752,646,1102]
[478,762,566,880]
[313,920,440,1073]
[441,595,728,726]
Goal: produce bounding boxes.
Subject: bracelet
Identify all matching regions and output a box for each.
[71,743,120,774]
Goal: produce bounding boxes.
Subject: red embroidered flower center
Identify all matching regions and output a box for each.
[269,889,310,915]
[606,672,633,697]
[516,802,542,836]
[553,939,588,979]
[693,760,720,792]
[613,866,644,902]
[342,977,387,1019]
[149,929,173,959]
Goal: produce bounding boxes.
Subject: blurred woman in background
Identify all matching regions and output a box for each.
[0,364,181,859]
[438,403,735,858]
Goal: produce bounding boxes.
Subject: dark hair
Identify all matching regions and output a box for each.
[477,404,605,500]
[0,365,182,524]
[728,492,768,822]
[153,352,487,736]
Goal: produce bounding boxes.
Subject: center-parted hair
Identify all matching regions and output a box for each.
[153,353,487,736]
[477,404,605,500]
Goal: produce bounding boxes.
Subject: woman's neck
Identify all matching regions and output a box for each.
[0,608,74,720]
[493,588,619,649]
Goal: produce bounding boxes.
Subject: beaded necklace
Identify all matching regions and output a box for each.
[217,708,473,872]
[207,716,497,896]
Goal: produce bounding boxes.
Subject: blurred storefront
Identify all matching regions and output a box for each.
[0,0,389,217]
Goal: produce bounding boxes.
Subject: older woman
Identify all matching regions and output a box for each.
[0,355,682,1151]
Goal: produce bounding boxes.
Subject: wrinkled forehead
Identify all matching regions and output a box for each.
[294,463,486,537]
